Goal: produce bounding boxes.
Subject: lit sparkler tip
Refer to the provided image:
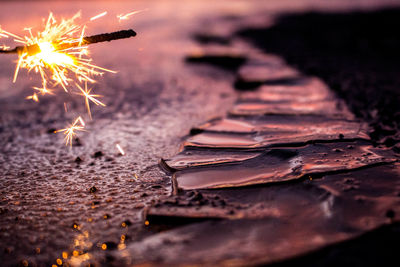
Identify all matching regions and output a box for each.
[3,12,130,93]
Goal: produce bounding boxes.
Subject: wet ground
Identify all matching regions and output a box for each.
[0,1,399,266]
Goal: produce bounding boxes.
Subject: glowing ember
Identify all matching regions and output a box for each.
[116,144,125,155]
[25,93,39,102]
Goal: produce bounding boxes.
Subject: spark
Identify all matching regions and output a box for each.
[76,82,105,119]
[55,116,85,146]
[90,11,107,21]
[116,144,125,155]
[0,27,23,40]
[117,9,146,22]
[33,85,54,95]
[77,116,85,126]
[26,93,39,102]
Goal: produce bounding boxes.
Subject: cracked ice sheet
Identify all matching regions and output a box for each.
[238,77,334,102]
[171,141,395,190]
[184,116,368,149]
[120,164,400,266]
[231,77,354,118]
[148,164,400,221]
[230,100,350,117]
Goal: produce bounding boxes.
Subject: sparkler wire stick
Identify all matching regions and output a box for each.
[0,29,136,55]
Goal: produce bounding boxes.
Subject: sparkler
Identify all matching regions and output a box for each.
[0,11,138,145]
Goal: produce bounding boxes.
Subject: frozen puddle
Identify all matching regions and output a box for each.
[169,141,395,190]
[132,46,399,266]
[160,75,390,191]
